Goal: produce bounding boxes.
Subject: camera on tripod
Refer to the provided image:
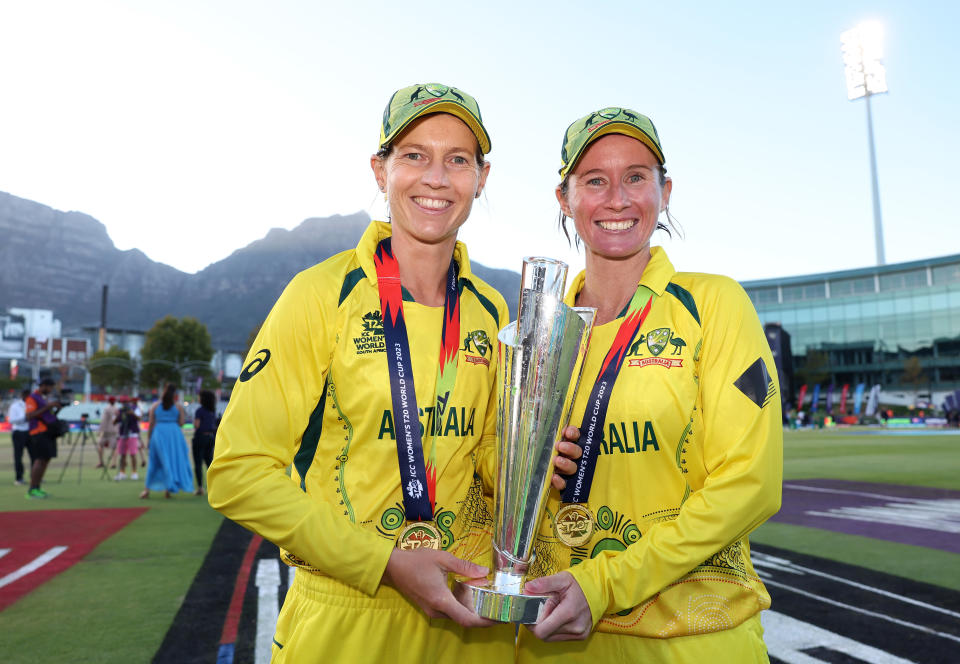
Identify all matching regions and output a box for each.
[57,388,75,409]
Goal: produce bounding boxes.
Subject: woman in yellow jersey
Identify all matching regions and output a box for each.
[516,109,784,663]
[207,83,537,662]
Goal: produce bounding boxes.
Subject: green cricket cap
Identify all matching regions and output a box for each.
[379,83,491,154]
[559,107,664,177]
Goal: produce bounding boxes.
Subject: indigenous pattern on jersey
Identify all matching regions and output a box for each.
[208,221,507,596]
[529,247,783,639]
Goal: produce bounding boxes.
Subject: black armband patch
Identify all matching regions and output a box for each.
[734,358,775,408]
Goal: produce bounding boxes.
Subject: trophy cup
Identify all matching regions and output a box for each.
[454,257,595,623]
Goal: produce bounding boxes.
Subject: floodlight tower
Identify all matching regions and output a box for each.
[841,21,888,266]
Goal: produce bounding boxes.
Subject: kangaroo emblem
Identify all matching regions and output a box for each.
[461,329,491,357]
[627,334,646,356]
[669,335,686,355]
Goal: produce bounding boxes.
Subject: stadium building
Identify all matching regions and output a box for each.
[742,253,960,411]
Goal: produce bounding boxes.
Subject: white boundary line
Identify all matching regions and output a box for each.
[783,483,948,504]
[255,558,281,664]
[761,577,960,644]
[762,609,916,664]
[753,552,960,620]
[0,546,69,589]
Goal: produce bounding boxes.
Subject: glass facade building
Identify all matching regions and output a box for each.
[741,253,960,396]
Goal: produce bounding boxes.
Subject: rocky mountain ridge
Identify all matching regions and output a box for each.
[0,191,520,348]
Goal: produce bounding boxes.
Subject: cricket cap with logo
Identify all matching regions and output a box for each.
[379,83,491,155]
[558,107,664,178]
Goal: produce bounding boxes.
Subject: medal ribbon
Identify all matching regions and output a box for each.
[561,284,657,504]
[374,237,460,522]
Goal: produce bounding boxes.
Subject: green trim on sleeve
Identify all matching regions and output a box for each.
[294,379,328,490]
[460,279,500,328]
[338,268,366,306]
[666,282,700,326]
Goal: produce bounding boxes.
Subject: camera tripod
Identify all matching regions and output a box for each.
[56,417,97,483]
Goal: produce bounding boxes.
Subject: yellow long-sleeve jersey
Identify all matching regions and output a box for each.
[528,246,783,638]
[207,220,508,596]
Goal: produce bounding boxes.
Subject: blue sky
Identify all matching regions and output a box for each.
[1,0,957,283]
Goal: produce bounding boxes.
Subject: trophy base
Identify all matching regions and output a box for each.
[453,579,549,624]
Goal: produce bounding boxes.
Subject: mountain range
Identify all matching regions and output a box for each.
[0,191,521,349]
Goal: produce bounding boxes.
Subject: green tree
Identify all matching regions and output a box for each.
[140,316,214,388]
[0,376,29,393]
[901,356,926,391]
[796,349,830,387]
[88,346,135,393]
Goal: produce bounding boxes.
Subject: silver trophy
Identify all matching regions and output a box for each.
[455,257,595,623]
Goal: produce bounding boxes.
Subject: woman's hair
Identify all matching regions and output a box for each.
[199,389,216,412]
[162,384,177,410]
[556,164,679,248]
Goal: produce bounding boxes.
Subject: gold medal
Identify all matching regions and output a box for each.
[396,521,442,550]
[554,504,595,547]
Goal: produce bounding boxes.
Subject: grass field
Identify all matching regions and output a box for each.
[751,428,960,592]
[0,431,222,663]
[0,427,958,662]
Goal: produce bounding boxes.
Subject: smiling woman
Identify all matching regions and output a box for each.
[516,108,784,663]
[371,113,490,305]
[206,82,516,663]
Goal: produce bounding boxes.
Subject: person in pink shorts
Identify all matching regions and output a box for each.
[114,400,140,481]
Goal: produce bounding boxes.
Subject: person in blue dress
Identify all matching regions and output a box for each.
[139,383,195,499]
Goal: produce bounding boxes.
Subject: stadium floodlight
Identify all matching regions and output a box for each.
[841,22,888,100]
[841,21,888,265]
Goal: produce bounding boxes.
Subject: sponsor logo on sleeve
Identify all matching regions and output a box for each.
[238,349,271,382]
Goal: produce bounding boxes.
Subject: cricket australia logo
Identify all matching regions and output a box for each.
[645,328,670,356]
[461,329,491,366]
[626,327,686,369]
[353,310,386,355]
[406,479,424,500]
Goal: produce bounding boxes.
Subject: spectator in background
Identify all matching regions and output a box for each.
[24,378,62,499]
[114,400,140,481]
[96,396,120,469]
[192,389,217,496]
[139,384,194,499]
[6,389,32,486]
[129,395,145,461]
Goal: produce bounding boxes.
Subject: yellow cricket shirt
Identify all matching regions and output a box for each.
[529,246,783,638]
[208,220,508,596]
